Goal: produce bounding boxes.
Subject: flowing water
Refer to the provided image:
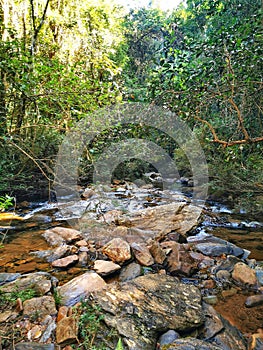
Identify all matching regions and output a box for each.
[0,185,262,279]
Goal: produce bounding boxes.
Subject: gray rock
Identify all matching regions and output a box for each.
[158,330,180,346]
[15,344,55,350]
[58,271,106,306]
[119,262,142,282]
[256,269,263,285]
[31,245,73,262]
[0,272,21,286]
[213,255,241,273]
[92,274,204,350]
[39,315,57,343]
[196,242,243,257]
[93,260,121,276]
[0,272,57,296]
[245,294,263,308]
[161,338,222,349]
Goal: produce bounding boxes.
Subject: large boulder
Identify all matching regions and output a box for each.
[92,273,204,350]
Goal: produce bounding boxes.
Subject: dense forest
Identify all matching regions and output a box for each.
[0,0,262,214]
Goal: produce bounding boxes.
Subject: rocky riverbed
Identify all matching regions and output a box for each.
[0,182,263,349]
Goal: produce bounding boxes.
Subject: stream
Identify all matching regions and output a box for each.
[0,183,262,280]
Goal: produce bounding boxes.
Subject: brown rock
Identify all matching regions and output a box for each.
[149,242,166,264]
[51,255,79,268]
[57,306,69,322]
[163,242,198,276]
[58,272,106,306]
[131,242,154,266]
[23,296,57,319]
[56,316,78,345]
[232,262,257,286]
[93,260,121,276]
[43,227,82,246]
[102,238,131,263]
[75,240,88,247]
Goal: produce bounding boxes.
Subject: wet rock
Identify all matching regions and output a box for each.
[161,338,222,349]
[162,242,198,276]
[23,296,57,319]
[201,303,247,350]
[58,271,106,306]
[195,242,243,257]
[102,238,131,263]
[188,233,244,257]
[56,315,78,345]
[81,188,96,199]
[15,344,55,350]
[0,272,57,296]
[119,262,142,282]
[158,330,180,346]
[119,202,200,238]
[92,274,204,350]
[0,272,21,285]
[213,255,241,273]
[232,262,257,286]
[51,254,79,268]
[130,242,154,266]
[149,241,166,264]
[43,227,82,246]
[245,294,263,308]
[32,245,73,263]
[39,315,56,343]
[93,260,121,275]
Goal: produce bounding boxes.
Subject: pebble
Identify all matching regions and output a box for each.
[158,329,180,346]
[245,294,263,308]
[203,295,218,305]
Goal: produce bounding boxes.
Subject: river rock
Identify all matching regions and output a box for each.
[158,330,180,346]
[119,262,142,282]
[245,294,263,308]
[119,202,200,238]
[15,344,55,350]
[130,242,154,266]
[161,338,222,349]
[43,227,82,246]
[188,232,244,257]
[232,262,257,286]
[39,315,57,343]
[92,274,204,350]
[32,245,73,263]
[201,303,247,350]
[51,254,79,268]
[149,241,166,264]
[256,270,263,285]
[102,238,131,263]
[162,242,198,276]
[0,272,57,296]
[58,271,106,306]
[23,296,57,319]
[93,260,121,275]
[0,272,21,285]
[56,315,78,345]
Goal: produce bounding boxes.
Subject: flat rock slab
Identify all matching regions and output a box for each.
[119,202,200,237]
[93,260,121,275]
[43,227,82,246]
[58,271,106,306]
[92,273,204,350]
[23,296,57,319]
[0,272,21,285]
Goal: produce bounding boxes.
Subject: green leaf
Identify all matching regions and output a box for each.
[115,338,124,350]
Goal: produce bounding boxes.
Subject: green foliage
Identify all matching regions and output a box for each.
[115,338,124,350]
[0,194,14,211]
[0,287,36,309]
